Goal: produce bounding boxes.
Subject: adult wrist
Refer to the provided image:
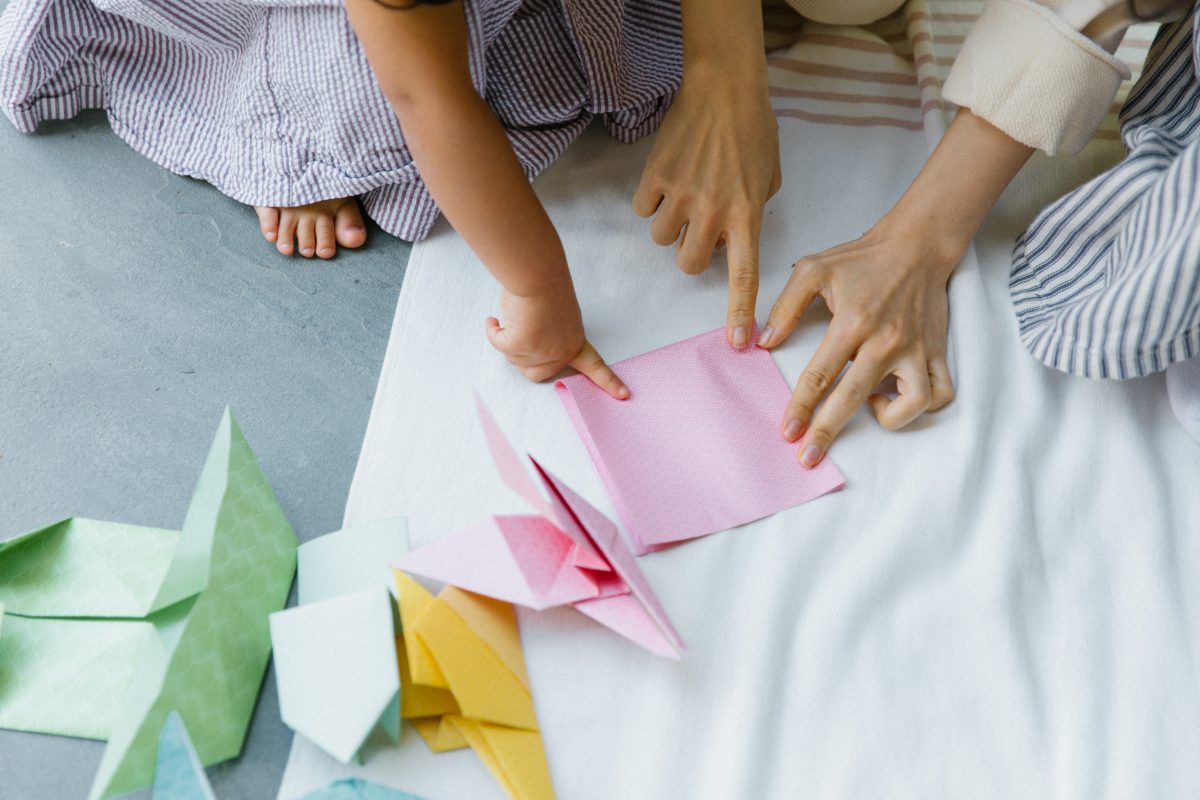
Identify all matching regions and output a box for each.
[682,51,767,97]
[872,207,970,277]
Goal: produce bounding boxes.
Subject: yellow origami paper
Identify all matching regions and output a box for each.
[393,571,554,800]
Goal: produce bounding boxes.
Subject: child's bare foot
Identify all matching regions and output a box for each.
[254,198,367,259]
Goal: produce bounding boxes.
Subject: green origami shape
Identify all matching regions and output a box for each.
[0,409,298,799]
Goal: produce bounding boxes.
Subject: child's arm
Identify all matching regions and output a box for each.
[344,0,628,399]
[759,110,1033,468]
[633,0,781,350]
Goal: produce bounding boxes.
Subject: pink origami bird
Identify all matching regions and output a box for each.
[393,398,685,659]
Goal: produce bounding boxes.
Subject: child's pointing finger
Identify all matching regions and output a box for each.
[571,342,631,401]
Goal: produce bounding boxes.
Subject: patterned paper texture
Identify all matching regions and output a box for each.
[395,401,683,659]
[0,519,180,618]
[556,327,846,553]
[0,409,298,800]
[90,409,298,799]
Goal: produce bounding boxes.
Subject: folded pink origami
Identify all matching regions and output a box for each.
[394,398,685,659]
[555,327,845,554]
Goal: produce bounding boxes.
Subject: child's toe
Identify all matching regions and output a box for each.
[297,216,317,258]
[335,201,367,249]
[254,206,279,243]
[276,210,297,256]
[315,214,337,260]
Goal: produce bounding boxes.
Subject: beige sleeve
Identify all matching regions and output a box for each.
[942,0,1131,155]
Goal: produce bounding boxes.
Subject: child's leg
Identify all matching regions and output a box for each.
[253,198,367,260]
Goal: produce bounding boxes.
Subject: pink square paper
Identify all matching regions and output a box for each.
[555,327,846,554]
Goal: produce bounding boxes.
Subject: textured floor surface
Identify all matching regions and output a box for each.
[0,109,411,798]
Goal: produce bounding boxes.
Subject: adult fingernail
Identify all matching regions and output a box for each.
[783,419,803,441]
[733,326,749,349]
[799,444,823,469]
[757,326,774,347]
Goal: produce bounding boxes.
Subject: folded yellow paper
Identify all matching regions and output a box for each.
[393,571,554,800]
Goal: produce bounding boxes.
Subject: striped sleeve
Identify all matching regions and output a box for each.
[1009,11,1200,379]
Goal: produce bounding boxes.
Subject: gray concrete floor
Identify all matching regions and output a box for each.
[0,110,411,798]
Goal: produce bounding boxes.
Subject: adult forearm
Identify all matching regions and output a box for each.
[882,109,1035,264]
[680,0,768,83]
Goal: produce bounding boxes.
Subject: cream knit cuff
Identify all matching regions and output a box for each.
[943,0,1132,155]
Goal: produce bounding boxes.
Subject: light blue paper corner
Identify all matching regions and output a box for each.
[153,711,217,800]
[298,778,429,800]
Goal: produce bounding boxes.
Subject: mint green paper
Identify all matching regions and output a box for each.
[297,518,409,605]
[270,586,400,763]
[0,519,179,618]
[89,408,298,799]
[153,711,217,800]
[270,519,408,764]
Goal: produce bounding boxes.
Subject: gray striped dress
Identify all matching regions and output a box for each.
[0,0,682,241]
[1010,5,1200,385]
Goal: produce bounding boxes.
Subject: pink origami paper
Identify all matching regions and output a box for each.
[394,398,685,659]
[555,327,846,554]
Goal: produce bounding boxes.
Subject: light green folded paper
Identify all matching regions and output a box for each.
[0,615,157,739]
[0,518,181,618]
[0,409,298,800]
[0,519,180,741]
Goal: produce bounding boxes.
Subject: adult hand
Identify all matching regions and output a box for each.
[633,66,781,349]
[757,222,959,468]
[486,287,629,400]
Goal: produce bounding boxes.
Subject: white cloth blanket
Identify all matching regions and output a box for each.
[278,10,1200,800]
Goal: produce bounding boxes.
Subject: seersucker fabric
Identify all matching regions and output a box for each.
[0,0,682,241]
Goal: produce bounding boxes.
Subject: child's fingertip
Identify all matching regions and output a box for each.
[616,385,631,400]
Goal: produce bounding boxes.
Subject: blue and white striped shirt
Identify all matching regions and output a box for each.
[1010,5,1200,379]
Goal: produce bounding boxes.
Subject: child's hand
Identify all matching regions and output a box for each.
[486,288,630,400]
